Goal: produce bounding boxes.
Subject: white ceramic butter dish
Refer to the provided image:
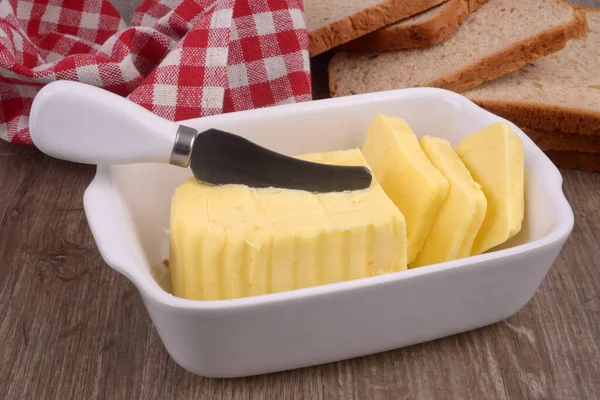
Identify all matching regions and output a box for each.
[82,88,574,378]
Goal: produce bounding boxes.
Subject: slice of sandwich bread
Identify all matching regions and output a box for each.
[523,127,600,154]
[466,9,600,135]
[545,151,600,172]
[329,0,587,96]
[521,127,600,171]
[337,0,488,52]
[306,0,447,56]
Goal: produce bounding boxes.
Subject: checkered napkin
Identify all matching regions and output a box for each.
[0,0,311,144]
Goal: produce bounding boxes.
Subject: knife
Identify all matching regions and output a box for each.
[29,81,372,193]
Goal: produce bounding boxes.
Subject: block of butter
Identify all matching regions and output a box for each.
[169,149,407,301]
[455,122,525,255]
[361,114,450,263]
[411,136,487,268]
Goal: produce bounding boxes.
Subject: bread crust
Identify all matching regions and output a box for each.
[469,8,599,135]
[337,0,487,52]
[328,3,588,97]
[523,128,600,153]
[545,151,600,172]
[309,0,446,56]
[427,8,588,93]
[472,100,600,136]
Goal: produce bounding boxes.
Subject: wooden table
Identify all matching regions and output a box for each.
[2,2,600,399]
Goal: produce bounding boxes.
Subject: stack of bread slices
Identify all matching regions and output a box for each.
[306,0,599,171]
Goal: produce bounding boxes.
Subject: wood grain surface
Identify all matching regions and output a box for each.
[1,1,600,399]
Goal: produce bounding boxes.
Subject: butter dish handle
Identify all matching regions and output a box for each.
[83,167,155,289]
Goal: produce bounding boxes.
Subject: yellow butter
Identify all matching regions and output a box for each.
[361,114,450,263]
[411,136,487,267]
[455,122,525,255]
[169,149,407,301]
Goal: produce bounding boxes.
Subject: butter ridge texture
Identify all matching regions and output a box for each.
[169,149,407,300]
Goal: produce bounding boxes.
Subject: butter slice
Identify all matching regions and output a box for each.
[455,122,525,255]
[411,136,487,267]
[169,149,407,301]
[361,115,449,263]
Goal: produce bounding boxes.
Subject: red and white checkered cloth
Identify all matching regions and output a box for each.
[0,0,311,144]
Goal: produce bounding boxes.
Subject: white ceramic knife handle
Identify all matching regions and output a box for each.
[29,80,190,165]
